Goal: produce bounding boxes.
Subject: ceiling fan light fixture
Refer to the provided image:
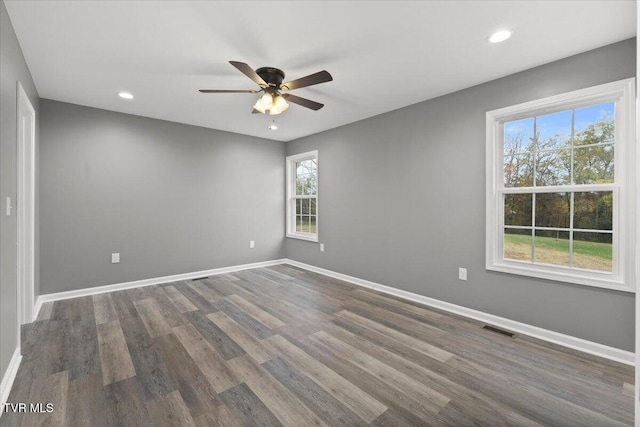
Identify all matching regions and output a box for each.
[268,95,289,115]
[274,95,288,110]
[269,105,281,115]
[252,99,266,114]
[258,93,273,110]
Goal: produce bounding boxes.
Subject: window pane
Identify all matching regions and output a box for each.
[536,110,571,150]
[504,194,532,226]
[573,145,614,184]
[535,193,570,228]
[306,176,317,195]
[298,199,310,216]
[504,228,532,262]
[574,102,614,144]
[298,216,309,233]
[534,230,569,267]
[303,159,317,173]
[296,159,316,175]
[310,198,316,216]
[296,159,317,196]
[573,232,612,272]
[504,153,533,187]
[295,175,307,195]
[535,149,571,186]
[296,199,301,216]
[297,176,316,196]
[504,118,534,154]
[574,191,613,230]
[295,213,317,234]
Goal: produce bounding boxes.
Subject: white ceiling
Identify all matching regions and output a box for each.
[4,1,636,142]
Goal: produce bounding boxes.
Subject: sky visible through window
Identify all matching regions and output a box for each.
[504,102,614,152]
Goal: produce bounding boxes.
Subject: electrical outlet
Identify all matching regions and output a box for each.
[458,267,467,281]
[111,253,120,264]
[320,243,325,252]
[249,240,255,249]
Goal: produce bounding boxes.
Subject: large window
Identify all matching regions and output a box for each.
[486,79,635,291]
[286,150,318,241]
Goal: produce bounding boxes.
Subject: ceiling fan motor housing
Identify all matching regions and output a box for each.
[256,67,285,89]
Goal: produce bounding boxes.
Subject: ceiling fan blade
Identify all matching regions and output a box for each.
[229,61,268,87]
[282,93,324,111]
[252,109,261,114]
[199,89,259,93]
[281,70,333,91]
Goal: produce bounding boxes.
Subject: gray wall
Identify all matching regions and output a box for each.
[1,0,40,388]
[285,38,636,351]
[39,100,285,294]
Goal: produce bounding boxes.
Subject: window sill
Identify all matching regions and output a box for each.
[487,261,632,293]
[286,232,319,243]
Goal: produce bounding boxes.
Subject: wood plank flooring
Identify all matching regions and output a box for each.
[1,265,633,426]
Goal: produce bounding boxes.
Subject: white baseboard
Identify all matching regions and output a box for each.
[284,259,635,366]
[34,259,287,318]
[0,347,22,416]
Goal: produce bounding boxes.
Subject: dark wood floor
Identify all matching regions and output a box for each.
[1,265,634,426]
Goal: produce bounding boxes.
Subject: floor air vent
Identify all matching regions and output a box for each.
[482,325,516,338]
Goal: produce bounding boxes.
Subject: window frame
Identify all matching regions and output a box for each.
[286,150,319,242]
[486,79,636,292]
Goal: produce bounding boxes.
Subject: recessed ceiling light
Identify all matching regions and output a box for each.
[118,91,134,99]
[489,30,511,43]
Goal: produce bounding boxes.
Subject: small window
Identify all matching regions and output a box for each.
[486,79,635,292]
[286,151,318,241]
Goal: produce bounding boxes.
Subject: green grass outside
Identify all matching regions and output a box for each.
[504,233,612,260]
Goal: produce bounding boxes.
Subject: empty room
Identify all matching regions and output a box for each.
[0,1,638,426]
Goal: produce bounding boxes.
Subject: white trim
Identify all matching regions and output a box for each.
[634,5,639,422]
[34,259,287,314]
[486,78,636,292]
[286,150,319,242]
[0,348,22,417]
[16,81,36,326]
[487,262,629,292]
[284,259,635,366]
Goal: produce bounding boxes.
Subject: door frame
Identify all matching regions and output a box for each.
[16,81,35,328]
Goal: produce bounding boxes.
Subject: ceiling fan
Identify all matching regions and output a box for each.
[199,61,333,115]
